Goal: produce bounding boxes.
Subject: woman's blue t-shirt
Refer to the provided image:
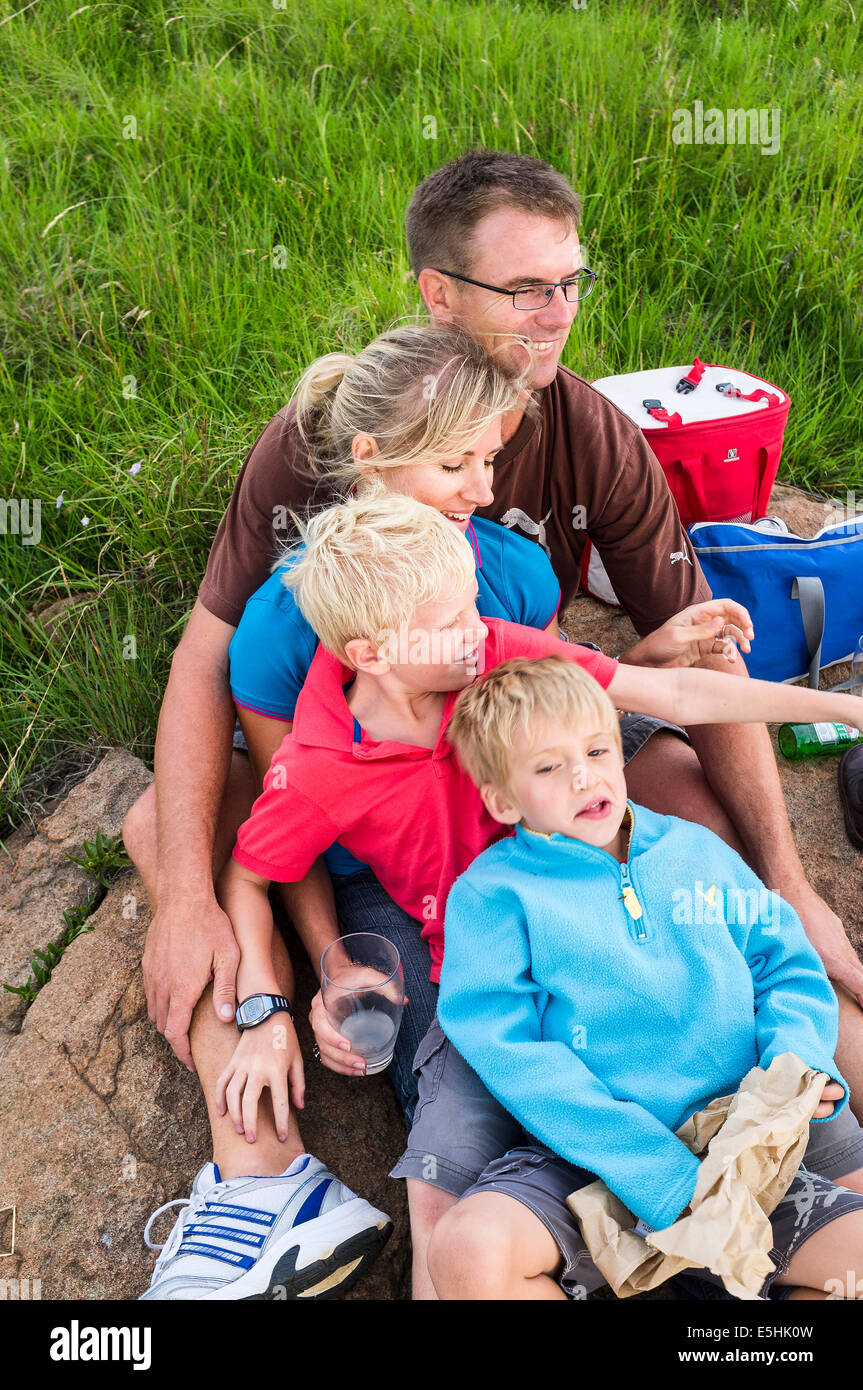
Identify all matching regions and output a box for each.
[228,517,560,876]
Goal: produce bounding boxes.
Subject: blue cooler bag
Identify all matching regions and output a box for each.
[690,515,863,685]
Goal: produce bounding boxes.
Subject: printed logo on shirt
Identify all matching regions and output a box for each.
[500,507,553,557]
[670,550,693,566]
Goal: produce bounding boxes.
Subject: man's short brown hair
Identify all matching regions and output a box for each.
[405,149,582,281]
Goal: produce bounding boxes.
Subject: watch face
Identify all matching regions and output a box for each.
[243,997,266,1023]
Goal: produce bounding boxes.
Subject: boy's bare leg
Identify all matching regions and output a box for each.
[406,1179,458,1301]
[775,1208,863,1299]
[125,749,307,1176]
[427,1191,566,1300]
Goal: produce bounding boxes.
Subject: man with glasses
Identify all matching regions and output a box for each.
[125,147,863,1300]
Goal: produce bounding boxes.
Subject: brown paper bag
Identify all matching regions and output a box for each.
[566,1053,828,1300]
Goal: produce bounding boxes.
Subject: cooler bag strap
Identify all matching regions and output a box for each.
[791,576,825,690]
[674,453,710,523]
[675,358,708,394]
[716,383,781,408]
[642,399,682,427]
[753,437,784,519]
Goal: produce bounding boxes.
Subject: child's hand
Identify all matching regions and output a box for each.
[812,1079,845,1119]
[309,974,408,1079]
[310,988,368,1077]
[624,600,754,670]
[216,1014,305,1143]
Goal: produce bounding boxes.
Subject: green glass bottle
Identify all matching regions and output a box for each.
[778,722,863,761]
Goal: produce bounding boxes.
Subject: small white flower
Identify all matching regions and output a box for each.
[56,492,65,508]
[129,462,142,476]
[81,516,90,526]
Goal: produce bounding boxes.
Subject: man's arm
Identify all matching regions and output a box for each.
[142,599,246,1069]
[683,649,863,1008]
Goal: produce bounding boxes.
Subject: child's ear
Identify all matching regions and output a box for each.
[480,783,521,826]
[343,637,390,674]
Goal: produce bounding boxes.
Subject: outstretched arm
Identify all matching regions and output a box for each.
[608,660,863,732]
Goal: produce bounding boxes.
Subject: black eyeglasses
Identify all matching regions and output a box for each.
[432,267,598,310]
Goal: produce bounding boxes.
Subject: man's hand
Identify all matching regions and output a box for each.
[783,881,863,1009]
[216,1014,305,1144]
[812,1079,846,1119]
[142,892,241,1071]
[622,599,753,670]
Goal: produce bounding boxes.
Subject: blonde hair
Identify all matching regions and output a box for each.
[290,321,537,486]
[447,655,622,789]
[279,491,476,663]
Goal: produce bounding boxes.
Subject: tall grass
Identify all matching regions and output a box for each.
[1,0,861,827]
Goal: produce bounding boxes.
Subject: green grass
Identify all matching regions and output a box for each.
[1,0,861,827]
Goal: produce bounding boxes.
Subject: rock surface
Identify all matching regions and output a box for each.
[0,775,410,1300]
[0,484,859,1302]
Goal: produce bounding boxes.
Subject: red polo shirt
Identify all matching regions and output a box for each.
[232,619,617,981]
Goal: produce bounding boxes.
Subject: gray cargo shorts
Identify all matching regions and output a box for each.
[391,1018,863,1299]
[456,1141,863,1301]
[391,1016,863,1196]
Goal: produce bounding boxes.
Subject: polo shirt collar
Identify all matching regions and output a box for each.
[292,643,457,763]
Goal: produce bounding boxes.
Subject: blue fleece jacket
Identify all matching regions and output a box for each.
[437,802,847,1231]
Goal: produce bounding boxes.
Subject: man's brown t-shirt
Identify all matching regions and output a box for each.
[198,365,710,638]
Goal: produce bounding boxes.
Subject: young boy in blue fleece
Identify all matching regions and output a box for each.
[424,656,863,1300]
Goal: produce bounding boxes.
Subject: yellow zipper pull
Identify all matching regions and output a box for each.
[622,885,643,920]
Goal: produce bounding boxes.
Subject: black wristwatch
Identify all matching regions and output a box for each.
[235,993,295,1031]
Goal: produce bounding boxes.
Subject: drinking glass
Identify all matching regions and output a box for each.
[320,933,404,1075]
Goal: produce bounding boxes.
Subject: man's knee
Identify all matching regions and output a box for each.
[122,780,156,866]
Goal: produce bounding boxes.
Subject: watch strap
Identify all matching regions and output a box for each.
[236,993,295,1030]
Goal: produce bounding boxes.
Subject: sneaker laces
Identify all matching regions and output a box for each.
[143,1187,221,1277]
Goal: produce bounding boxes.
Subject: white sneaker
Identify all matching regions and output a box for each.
[139,1154,393,1300]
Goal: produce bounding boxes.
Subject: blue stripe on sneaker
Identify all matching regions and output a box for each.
[204,1202,276,1225]
[185,1223,265,1248]
[293,1177,332,1228]
[177,1242,255,1271]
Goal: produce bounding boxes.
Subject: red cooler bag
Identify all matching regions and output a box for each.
[581,359,791,604]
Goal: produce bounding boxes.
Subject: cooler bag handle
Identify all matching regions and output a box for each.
[674,453,710,523]
[791,576,825,690]
[753,437,784,520]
